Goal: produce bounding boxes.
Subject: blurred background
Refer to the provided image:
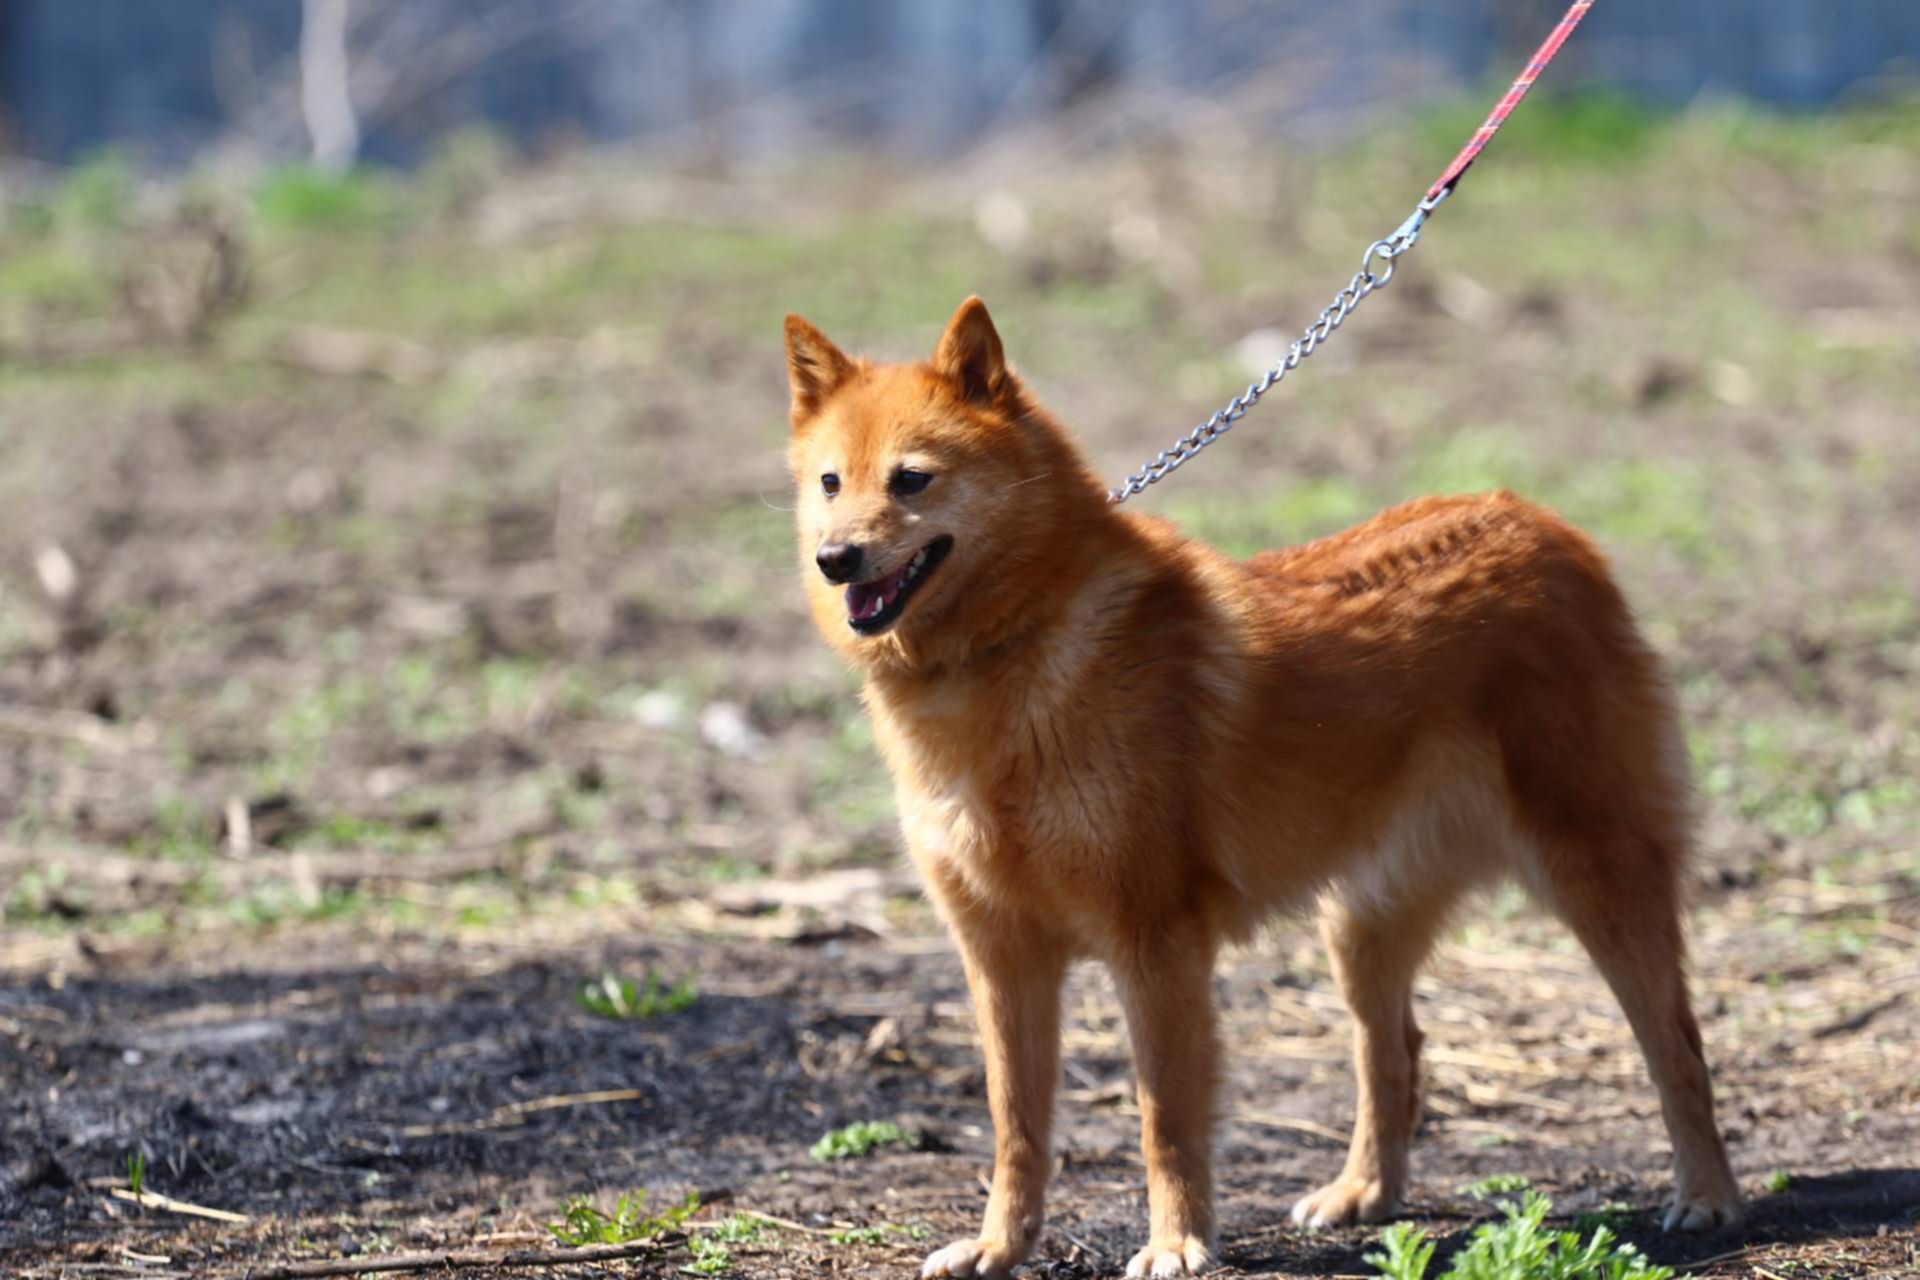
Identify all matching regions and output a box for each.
[1,3,1916,1276]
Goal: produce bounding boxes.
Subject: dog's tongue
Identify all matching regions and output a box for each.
[846,564,907,621]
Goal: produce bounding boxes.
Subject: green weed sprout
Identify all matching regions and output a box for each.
[686,1233,733,1274]
[831,1222,932,1245]
[1461,1174,1533,1201]
[548,1188,697,1246]
[808,1119,914,1161]
[576,971,697,1020]
[1366,1191,1673,1280]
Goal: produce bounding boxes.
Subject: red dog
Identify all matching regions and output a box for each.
[785,298,1742,1277]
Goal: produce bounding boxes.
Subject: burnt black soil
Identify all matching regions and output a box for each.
[5,922,1916,1277]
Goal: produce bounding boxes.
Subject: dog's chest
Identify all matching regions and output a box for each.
[881,693,1120,911]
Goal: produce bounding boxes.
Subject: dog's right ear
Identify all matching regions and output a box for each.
[784,314,853,423]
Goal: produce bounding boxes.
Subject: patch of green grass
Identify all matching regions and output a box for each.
[1460,1173,1532,1201]
[1832,777,1919,833]
[677,853,767,885]
[126,1151,146,1198]
[809,1119,915,1162]
[254,166,396,231]
[289,812,435,855]
[132,795,219,862]
[418,127,514,218]
[830,1222,930,1246]
[50,151,138,233]
[1571,1204,1635,1238]
[0,239,117,313]
[548,1189,696,1246]
[228,883,369,928]
[1406,427,1537,499]
[3,865,80,928]
[562,874,646,912]
[1162,474,1372,557]
[1417,91,1664,173]
[576,971,698,1020]
[686,1233,735,1274]
[704,1216,768,1245]
[1765,1169,1793,1195]
[1553,459,1713,562]
[1368,1191,1671,1280]
[661,500,800,620]
[801,706,897,835]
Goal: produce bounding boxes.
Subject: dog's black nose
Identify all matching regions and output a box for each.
[816,542,865,583]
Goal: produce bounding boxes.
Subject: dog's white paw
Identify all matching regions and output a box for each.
[1124,1235,1215,1277]
[920,1237,1024,1279]
[1661,1188,1743,1233]
[1290,1176,1400,1229]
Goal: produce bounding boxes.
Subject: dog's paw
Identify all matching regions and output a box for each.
[920,1237,1025,1279]
[1661,1188,1744,1233]
[1124,1235,1215,1277]
[1290,1177,1400,1229]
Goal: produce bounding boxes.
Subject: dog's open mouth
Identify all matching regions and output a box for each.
[846,536,952,635]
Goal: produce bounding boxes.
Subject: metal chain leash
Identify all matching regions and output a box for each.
[1107,189,1446,504]
[1105,0,1595,505]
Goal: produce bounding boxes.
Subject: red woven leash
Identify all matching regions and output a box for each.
[1426,0,1596,202]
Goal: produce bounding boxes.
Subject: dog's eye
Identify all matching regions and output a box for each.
[890,468,934,497]
[821,473,840,497]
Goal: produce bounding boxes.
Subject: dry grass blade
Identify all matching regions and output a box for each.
[108,1187,250,1223]
[722,1208,839,1237]
[398,1088,647,1137]
[0,706,156,754]
[1239,1111,1350,1144]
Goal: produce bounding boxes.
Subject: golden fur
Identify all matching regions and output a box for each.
[785,298,1742,1278]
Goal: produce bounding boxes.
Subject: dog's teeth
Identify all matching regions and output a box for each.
[912,548,927,567]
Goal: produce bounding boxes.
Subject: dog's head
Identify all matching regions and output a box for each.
[784,297,1099,669]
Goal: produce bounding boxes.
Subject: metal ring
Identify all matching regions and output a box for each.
[1362,241,1397,287]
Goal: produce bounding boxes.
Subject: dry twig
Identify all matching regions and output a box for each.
[246,1238,663,1278]
[398,1087,647,1137]
[109,1187,250,1223]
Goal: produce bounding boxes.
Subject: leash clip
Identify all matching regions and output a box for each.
[1381,186,1450,258]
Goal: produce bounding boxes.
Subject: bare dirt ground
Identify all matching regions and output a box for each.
[2,102,1918,1276]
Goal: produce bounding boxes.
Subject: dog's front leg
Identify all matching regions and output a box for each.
[921,913,1069,1279]
[1115,927,1220,1277]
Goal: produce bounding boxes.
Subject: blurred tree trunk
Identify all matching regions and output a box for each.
[300,0,360,172]
[0,0,16,153]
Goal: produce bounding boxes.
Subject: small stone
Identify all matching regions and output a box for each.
[634,689,685,730]
[698,702,767,758]
[974,190,1030,253]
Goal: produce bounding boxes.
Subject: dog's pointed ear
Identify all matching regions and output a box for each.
[933,296,1006,405]
[785,314,853,421]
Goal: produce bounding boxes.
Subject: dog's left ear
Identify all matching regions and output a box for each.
[933,296,1006,405]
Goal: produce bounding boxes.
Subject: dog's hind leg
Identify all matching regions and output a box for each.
[1291,876,1467,1228]
[1487,629,1745,1233]
[1530,836,1744,1231]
